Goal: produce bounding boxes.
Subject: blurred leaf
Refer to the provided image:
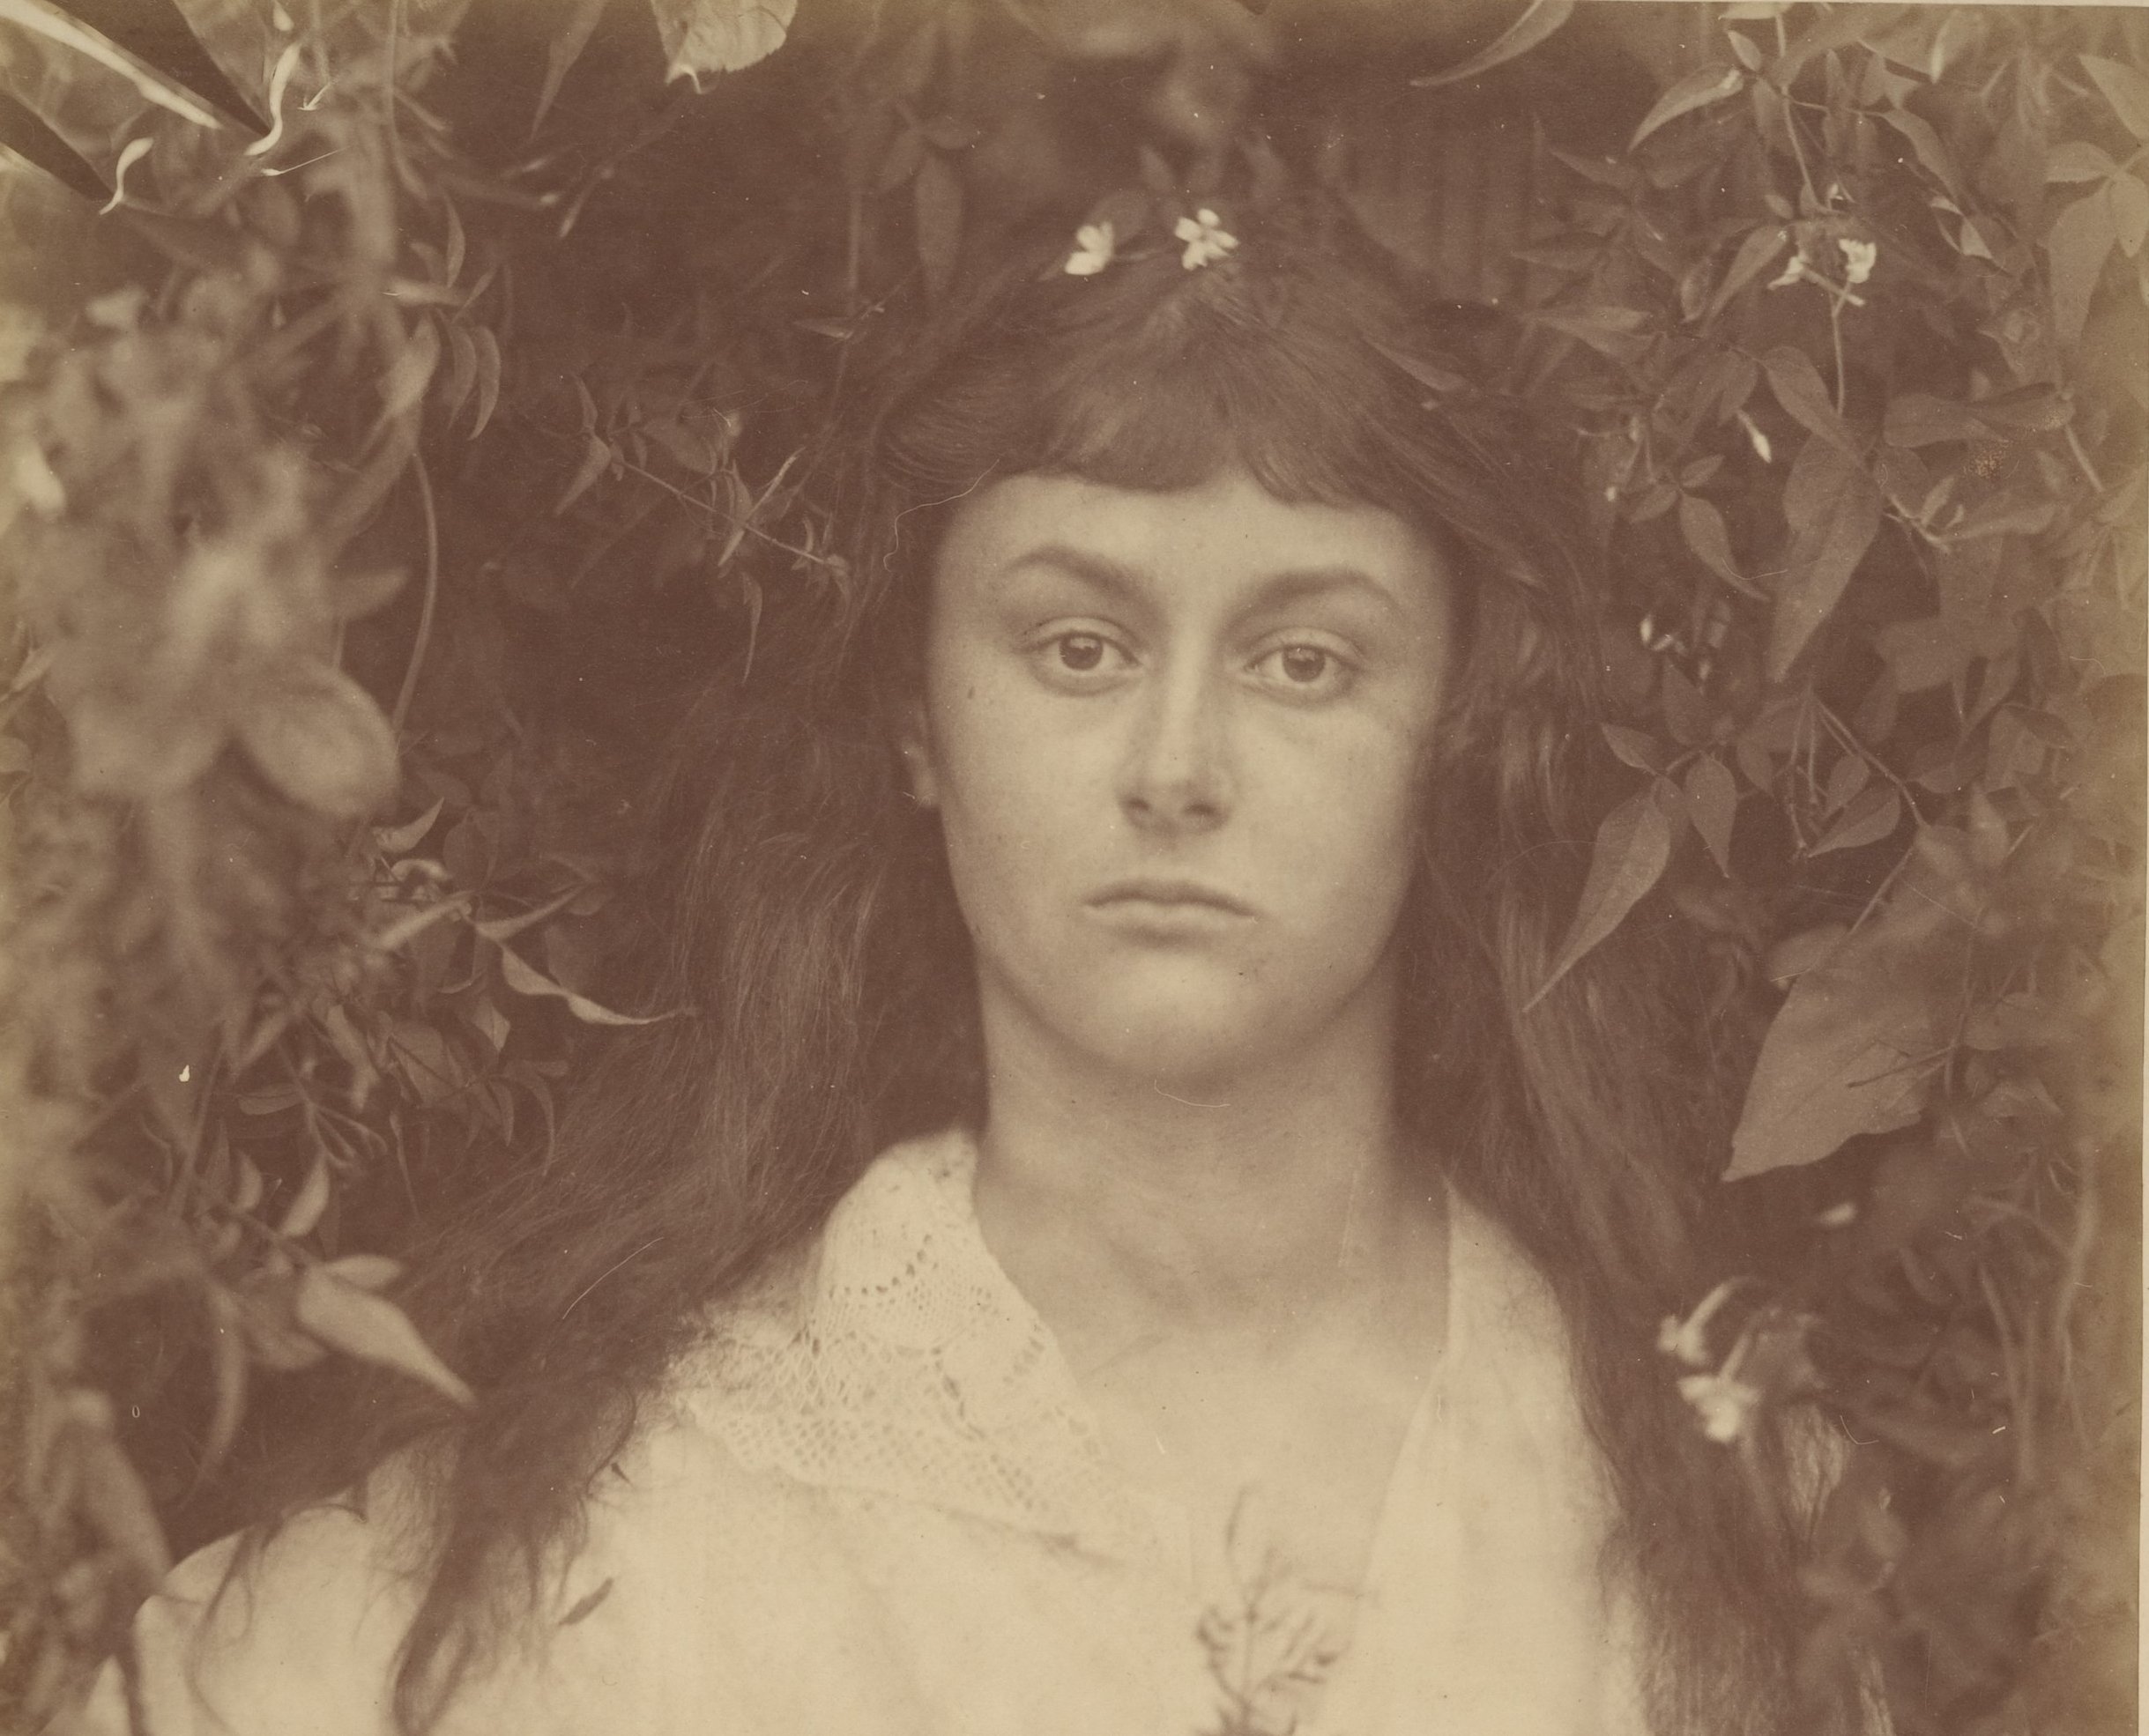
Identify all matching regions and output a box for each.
[1529,780,1680,1007]
[321,1253,404,1290]
[294,1266,474,1407]
[1768,438,1882,681]
[1878,106,1964,204]
[2048,188,2117,348]
[1602,723,1668,773]
[2046,140,2118,182]
[470,327,502,439]
[0,92,109,203]
[2081,54,2149,143]
[1884,394,1989,448]
[651,0,796,85]
[0,0,225,129]
[279,1152,331,1238]
[1685,754,1737,875]
[235,657,399,821]
[1412,0,1574,88]
[1632,65,1745,150]
[75,1416,172,1584]
[2109,174,2149,258]
[375,797,446,857]
[913,154,963,299]
[535,0,613,133]
[494,940,672,1026]
[556,434,614,515]
[1763,923,1849,984]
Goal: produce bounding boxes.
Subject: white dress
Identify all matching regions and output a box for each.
[82,1126,1651,1736]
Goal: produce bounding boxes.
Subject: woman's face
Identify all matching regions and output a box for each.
[910,465,1454,1088]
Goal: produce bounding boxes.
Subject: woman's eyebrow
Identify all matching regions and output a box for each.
[1000,543,1147,603]
[1247,566,1409,622]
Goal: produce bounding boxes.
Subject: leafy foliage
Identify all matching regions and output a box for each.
[0,4,2138,1733]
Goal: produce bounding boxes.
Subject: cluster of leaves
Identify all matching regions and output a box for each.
[1480,8,2142,1727]
[0,4,2137,1733]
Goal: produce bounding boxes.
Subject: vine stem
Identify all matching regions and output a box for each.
[390,455,438,737]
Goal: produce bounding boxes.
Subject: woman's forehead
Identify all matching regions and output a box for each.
[933,466,1453,618]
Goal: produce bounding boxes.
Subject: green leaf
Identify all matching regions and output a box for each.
[2046,140,2119,183]
[1678,493,1761,597]
[2048,187,2119,346]
[295,1266,474,1407]
[1767,438,1883,681]
[2081,54,2149,143]
[1528,782,1679,1007]
[1632,65,1746,150]
[1684,755,1737,875]
[235,657,399,821]
[1412,0,1575,89]
[651,0,796,86]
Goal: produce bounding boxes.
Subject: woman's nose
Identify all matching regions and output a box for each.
[1116,662,1232,831]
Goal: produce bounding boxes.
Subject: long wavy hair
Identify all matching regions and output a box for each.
[238,199,1830,1734]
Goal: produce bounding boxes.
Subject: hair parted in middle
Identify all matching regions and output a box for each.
[249,193,1836,1736]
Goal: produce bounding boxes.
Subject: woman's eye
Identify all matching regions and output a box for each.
[1056,633,1108,672]
[1253,642,1353,694]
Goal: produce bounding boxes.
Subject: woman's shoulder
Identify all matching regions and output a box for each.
[76,1460,439,1736]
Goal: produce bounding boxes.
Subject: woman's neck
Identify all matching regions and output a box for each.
[970,983,1439,1345]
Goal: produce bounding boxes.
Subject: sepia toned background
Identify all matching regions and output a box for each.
[0,2,2140,1731]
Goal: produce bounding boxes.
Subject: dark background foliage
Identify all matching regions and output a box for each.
[0,3,2139,1732]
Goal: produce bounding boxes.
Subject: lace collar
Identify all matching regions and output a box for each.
[673,1127,1166,1560]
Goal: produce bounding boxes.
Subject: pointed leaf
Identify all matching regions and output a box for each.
[470,327,502,439]
[1878,107,1964,204]
[1808,786,1902,857]
[1684,755,1737,875]
[2048,187,2118,346]
[0,92,110,202]
[1767,438,1882,681]
[1529,784,1677,1006]
[1678,493,1761,597]
[1632,65,1746,150]
[556,434,613,515]
[2082,54,2149,142]
[1412,0,1575,88]
[295,1267,474,1406]
[1702,223,1789,322]
[535,0,612,133]
[1761,346,1861,462]
[2108,174,2149,258]
[279,1153,331,1238]
[494,940,672,1026]
[374,796,444,857]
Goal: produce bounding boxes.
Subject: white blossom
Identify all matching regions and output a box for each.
[1063,221,1116,277]
[1173,208,1238,271]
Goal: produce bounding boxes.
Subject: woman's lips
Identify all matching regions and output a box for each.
[1086,879,1255,917]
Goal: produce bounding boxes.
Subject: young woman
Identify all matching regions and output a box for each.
[86,198,1841,1736]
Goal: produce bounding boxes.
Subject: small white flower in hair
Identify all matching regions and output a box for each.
[1064,221,1117,277]
[1173,208,1238,271]
[1677,1372,1763,1444]
[1837,236,1878,286]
